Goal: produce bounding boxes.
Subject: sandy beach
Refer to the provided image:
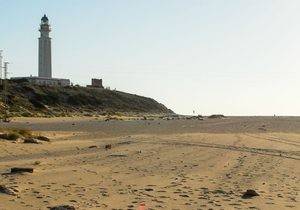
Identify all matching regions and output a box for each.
[0,116,299,209]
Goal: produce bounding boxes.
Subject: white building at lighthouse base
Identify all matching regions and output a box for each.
[12,76,70,86]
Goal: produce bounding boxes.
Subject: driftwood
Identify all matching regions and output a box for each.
[109,153,127,157]
[23,138,40,144]
[0,185,18,195]
[36,135,50,142]
[49,205,75,210]
[10,167,34,174]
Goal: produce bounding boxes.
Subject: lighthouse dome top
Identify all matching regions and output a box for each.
[41,14,49,23]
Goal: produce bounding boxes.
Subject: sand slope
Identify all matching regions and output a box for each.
[0,117,299,209]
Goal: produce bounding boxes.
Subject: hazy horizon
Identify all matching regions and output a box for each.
[1,0,300,115]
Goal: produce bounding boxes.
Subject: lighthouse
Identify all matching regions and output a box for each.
[11,15,70,86]
[38,14,52,78]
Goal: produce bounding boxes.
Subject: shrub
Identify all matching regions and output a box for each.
[21,112,32,117]
[17,129,32,137]
[7,132,20,140]
[0,132,20,141]
[208,114,225,119]
[36,135,50,142]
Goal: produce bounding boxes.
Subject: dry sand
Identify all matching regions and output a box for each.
[0,116,299,209]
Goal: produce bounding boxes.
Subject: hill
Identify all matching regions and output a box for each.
[0,80,173,117]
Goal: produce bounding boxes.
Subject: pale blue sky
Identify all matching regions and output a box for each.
[1,0,300,115]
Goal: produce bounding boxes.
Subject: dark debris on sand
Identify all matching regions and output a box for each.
[242,189,260,199]
[48,205,75,210]
[0,185,18,196]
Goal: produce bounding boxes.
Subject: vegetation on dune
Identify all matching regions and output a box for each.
[0,128,50,142]
[0,80,173,117]
[0,132,20,141]
[0,128,32,141]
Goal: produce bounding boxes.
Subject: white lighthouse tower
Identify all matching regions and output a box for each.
[11,15,70,86]
[38,14,52,78]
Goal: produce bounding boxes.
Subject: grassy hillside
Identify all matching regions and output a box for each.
[0,80,173,117]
